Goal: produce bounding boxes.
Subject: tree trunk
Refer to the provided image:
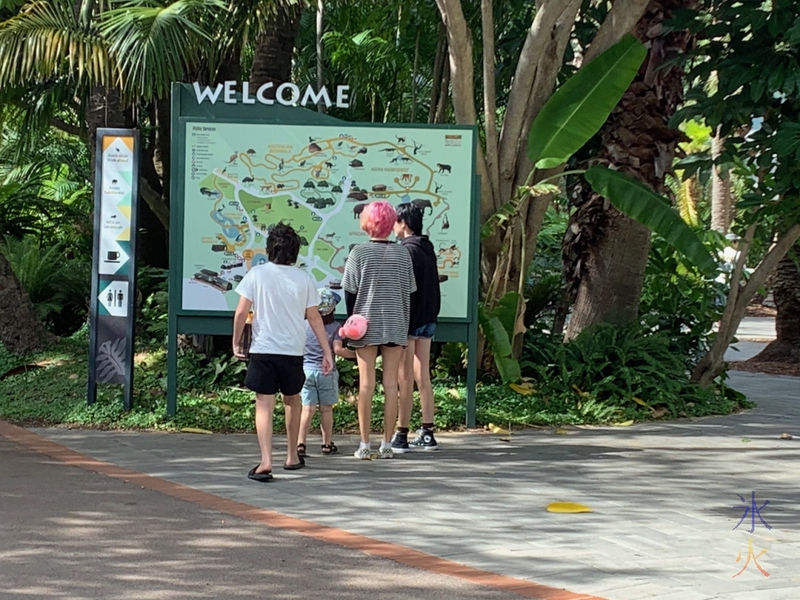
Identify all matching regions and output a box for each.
[751,243,800,362]
[710,127,732,233]
[250,4,303,90]
[564,0,692,339]
[434,58,451,124]
[0,250,56,355]
[316,0,325,113]
[428,22,446,124]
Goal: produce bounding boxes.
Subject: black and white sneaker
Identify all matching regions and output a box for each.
[409,428,438,451]
[390,431,409,454]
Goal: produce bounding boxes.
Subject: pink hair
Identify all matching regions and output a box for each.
[360,201,397,239]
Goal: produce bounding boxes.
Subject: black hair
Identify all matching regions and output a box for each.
[266,222,301,265]
[396,203,423,236]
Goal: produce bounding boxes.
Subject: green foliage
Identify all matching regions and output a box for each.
[0,342,22,376]
[1,234,89,333]
[478,292,521,383]
[433,342,467,381]
[585,165,718,275]
[528,34,647,169]
[0,336,751,432]
[519,323,750,424]
[674,0,800,228]
[640,231,728,366]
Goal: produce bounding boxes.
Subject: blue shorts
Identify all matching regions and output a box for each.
[301,369,339,406]
[409,322,436,340]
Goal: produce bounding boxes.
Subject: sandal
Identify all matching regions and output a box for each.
[297,443,307,458]
[321,443,338,455]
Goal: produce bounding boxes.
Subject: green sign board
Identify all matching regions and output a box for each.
[167,83,479,424]
[180,122,475,319]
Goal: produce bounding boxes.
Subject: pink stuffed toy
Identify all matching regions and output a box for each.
[339,315,368,340]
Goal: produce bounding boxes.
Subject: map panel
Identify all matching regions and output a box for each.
[182,122,475,319]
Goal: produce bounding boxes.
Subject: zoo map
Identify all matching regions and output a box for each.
[182,122,475,319]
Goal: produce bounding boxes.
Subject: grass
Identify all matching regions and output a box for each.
[0,337,753,433]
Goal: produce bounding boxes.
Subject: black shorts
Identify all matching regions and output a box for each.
[245,354,305,396]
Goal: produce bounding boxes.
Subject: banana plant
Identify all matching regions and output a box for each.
[480,33,716,383]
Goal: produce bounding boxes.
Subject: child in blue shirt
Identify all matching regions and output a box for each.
[298,288,355,456]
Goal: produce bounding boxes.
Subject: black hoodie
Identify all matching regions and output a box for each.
[401,235,441,332]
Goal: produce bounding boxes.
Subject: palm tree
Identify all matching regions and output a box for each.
[564,0,696,338]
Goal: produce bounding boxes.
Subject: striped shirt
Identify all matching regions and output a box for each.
[342,240,417,347]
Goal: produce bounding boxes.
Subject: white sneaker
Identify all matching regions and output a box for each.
[376,445,394,459]
[354,447,371,460]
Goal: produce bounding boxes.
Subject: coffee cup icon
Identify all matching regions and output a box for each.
[105,251,120,262]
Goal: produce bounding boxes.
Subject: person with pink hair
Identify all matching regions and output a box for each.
[342,201,416,459]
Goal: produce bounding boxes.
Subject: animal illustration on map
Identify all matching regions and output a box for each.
[350,159,364,168]
[396,136,406,143]
[278,159,284,171]
[276,184,285,189]
[200,187,215,196]
[242,176,254,183]
[227,153,238,164]
[358,147,368,154]
[246,149,256,154]
[221,167,227,174]
[260,185,271,192]
[293,201,300,209]
[438,244,461,268]
[380,148,395,153]
[111,179,118,185]
[287,199,293,207]
[353,202,370,218]
[309,137,319,143]
[399,156,412,163]
[434,183,443,194]
[413,142,423,155]
[299,160,306,167]
[442,215,450,230]
[401,174,413,184]
[437,163,452,174]
[337,141,343,147]
[411,199,433,214]
[325,161,333,169]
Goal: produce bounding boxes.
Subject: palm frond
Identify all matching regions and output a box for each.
[0,0,112,88]
[101,0,223,100]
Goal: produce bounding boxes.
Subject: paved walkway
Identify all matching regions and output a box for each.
[0,435,525,600]
[4,371,797,599]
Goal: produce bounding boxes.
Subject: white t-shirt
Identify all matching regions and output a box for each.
[236,262,320,356]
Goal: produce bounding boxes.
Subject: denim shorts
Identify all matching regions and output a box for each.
[409,322,436,340]
[300,369,339,406]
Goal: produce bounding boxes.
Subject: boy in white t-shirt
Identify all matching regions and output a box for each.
[232,222,333,482]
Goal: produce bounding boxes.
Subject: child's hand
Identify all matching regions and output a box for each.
[321,353,334,375]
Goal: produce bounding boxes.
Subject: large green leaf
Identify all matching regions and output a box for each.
[478,310,512,358]
[496,357,521,385]
[528,34,647,169]
[493,291,521,343]
[584,166,718,275]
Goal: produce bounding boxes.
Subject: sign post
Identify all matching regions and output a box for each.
[88,128,140,410]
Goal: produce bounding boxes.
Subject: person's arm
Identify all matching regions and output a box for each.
[342,249,360,317]
[344,291,357,317]
[232,296,252,359]
[306,306,334,374]
[333,338,356,360]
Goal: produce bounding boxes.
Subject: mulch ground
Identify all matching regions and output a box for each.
[729,361,800,377]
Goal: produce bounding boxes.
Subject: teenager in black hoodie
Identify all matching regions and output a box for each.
[391,203,441,452]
